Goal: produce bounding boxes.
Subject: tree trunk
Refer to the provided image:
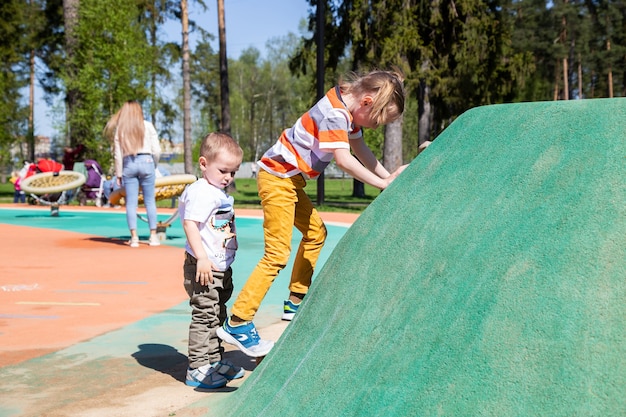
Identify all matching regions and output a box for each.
[352,179,365,198]
[562,57,569,100]
[559,11,568,100]
[63,0,79,147]
[577,54,583,99]
[148,1,158,124]
[383,115,403,172]
[181,0,193,174]
[218,0,237,193]
[606,40,613,98]
[217,0,231,135]
[315,0,325,205]
[28,48,35,162]
[418,76,432,149]
[553,59,560,100]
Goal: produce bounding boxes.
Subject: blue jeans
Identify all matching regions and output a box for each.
[13,190,25,203]
[122,154,157,231]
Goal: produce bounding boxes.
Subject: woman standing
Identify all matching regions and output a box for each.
[105,101,161,247]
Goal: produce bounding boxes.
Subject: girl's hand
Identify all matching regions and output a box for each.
[196,258,217,285]
[418,141,432,154]
[384,164,408,187]
[393,164,408,176]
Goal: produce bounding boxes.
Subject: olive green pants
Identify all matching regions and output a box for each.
[184,252,233,367]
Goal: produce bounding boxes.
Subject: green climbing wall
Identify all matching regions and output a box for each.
[211,99,626,416]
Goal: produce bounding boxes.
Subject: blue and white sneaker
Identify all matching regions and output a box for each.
[216,319,274,358]
[185,364,227,389]
[282,299,300,321]
[211,359,245,380]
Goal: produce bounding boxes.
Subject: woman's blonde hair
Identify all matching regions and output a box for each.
[339,69,406,126]
[104,100,145,155]
[200,132,244,163]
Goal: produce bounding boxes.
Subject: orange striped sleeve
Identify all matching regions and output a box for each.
[300,112,317,138]
[277,135,316,175]
[319,127,349,145]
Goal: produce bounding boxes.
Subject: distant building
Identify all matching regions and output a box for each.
[159,139,183,162]
[11,136,52,163]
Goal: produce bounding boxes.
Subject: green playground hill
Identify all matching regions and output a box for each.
[210,98,626,416]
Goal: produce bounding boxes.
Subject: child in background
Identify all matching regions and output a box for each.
[180,132,272,389]
[217,69,408,356]
[10,170,25,203]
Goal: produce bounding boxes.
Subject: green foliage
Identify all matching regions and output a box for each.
[140,0,182,140]
[36,0,66,99]
[190,31,220,137]
[0,0,31,166]
[363,127,384,160]
[61,0,154,171]
[402,98,420,161]
[227,36,311,162]
[4,0,626,182]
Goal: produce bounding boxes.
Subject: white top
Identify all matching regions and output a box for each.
[114,120,161,178]
[178,179,238,271]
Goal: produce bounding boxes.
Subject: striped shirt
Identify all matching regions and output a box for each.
[259,86,362,179]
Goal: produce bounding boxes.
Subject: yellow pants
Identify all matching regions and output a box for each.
[231,169,327,321]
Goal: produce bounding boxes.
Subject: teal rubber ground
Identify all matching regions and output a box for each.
[0,209,345,319]
[0,209,350,416]
[210,99,626,416]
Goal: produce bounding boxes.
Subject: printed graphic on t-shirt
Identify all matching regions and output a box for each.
[179,180,237,270]
[210,207,236,249]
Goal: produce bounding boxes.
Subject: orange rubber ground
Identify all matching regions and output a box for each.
[0,204,358,368]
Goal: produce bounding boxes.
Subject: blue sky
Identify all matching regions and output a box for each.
[167,0,311,58]
[33,0,312,140]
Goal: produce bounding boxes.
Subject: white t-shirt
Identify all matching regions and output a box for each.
[178,179,237,271]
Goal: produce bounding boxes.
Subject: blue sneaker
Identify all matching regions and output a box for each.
[185,365,227,389]
[282,299,300,321]
[216,319,274,358]
[211,359,245,380]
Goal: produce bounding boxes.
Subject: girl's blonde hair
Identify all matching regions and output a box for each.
[339,70,406,126]
[200,132,244,163]
[104,100,145,155]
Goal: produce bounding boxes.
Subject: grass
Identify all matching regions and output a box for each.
[0,178,379,213]
[0,183,18,203]
[229,178,379,212]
